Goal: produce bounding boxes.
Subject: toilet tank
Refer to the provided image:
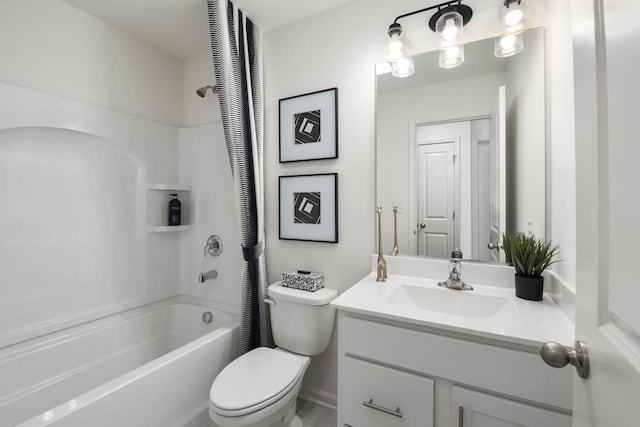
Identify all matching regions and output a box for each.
[267,282,338,356]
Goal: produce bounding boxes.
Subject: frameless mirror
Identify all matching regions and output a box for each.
[376,28,545,262]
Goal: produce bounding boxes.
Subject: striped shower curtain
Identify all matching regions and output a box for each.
[207,0,273,353]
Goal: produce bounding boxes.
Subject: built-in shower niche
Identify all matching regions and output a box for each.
[0,126,147,346]
[146,184,192,232]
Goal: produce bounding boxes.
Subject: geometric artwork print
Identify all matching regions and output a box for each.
[294,192,321,224]
[294,110,321,145]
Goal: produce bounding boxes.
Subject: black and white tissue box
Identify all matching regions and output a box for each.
[282,270,324,292]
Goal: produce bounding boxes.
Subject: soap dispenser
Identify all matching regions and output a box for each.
[168,194,181,226]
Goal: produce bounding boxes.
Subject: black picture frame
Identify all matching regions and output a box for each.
[279,173,338,243]
[279,88,338,163]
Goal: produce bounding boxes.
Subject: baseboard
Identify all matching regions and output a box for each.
[298,387,338,412]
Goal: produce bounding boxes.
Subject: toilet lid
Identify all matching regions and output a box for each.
[210,347,304,413]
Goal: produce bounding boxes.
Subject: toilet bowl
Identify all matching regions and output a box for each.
[209,282,338,427]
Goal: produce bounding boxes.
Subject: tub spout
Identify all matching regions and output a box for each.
[199,269,218,283]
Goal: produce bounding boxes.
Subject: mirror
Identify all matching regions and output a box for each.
[376,28,545,262]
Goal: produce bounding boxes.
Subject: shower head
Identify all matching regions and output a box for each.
[196,85,218,97]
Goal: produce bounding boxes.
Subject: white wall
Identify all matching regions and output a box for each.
[183,51,223,127]
[505,29,546,238]
[545,0,576,286]
[0,0,184,126]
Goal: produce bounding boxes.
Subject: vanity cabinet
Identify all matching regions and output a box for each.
[452,387,570,427]
[340,356,434,427]
[337,314,572,427]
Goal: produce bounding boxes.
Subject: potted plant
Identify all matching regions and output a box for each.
[502,232,559,301]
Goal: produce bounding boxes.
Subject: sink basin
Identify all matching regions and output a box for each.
[386,284,510,318]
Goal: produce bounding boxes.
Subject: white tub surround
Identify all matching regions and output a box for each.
[0,81,185,348]
[0,296,239,427]
[332,255,575,427]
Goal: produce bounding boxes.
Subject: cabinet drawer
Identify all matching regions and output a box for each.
[340,316,572,410]
[453,386,571,427]
[339,356,434,427]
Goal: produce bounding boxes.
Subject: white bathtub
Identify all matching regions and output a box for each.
[0,296,239,427]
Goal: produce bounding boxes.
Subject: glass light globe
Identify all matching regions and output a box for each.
[499,1,528,36]
[436,11,463,47]
[504,8,523,26]
[445,46,460,59]
[441,18,459,41]
[439,44,464,68]
[494,32,523,57]
[436,10,464,69]
[392,56,415,78]
[501,35,516,49]
[388,34,403,54]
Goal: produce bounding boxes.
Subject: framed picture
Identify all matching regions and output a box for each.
[279,88,338,163]
[279,173,338,243]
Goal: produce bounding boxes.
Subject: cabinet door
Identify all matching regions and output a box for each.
[452,387,571,427]
[339,356,434,427]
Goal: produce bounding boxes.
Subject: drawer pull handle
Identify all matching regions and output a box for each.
[459,406,464,427]
[362,399,403,418]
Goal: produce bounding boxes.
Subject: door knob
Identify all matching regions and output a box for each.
[419,223,426,229]
[540,340,590,379]
[487,242,502,250]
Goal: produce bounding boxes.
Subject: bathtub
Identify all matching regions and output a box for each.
[0,296,239,427]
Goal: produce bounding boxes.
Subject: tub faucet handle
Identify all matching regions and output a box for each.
[204,235,223,257]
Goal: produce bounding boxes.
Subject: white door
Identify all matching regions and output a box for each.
[417,142,455,258]
[570,1,640,425]
[488,86,506,262]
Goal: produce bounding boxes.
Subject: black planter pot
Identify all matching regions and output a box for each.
[514,274,544,301]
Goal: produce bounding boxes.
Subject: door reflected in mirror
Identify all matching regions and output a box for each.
[376,28,545,262]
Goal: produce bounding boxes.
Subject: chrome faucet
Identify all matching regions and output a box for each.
[199,269,218,283]
[438,249,473,291]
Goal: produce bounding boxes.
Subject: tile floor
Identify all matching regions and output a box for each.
[295,398,337,426]
[203,399,337,427]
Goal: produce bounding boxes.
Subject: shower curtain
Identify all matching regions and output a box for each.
[207,0,273,353]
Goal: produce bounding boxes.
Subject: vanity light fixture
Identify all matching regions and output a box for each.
[387,0,473,76]
[495,0,528,58]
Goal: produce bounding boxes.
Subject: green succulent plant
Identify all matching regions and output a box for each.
[502,232,559,278]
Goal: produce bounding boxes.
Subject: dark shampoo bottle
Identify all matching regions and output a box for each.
[168,194,181,226]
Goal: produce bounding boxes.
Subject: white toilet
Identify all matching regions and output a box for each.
[209,281,338,427]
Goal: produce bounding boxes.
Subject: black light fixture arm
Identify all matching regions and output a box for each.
[391,0,463,25]
[388,0,473,34]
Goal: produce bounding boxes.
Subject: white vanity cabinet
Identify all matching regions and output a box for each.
[452,387,570,427]
[337,314,572,427]
[340,356,434,427]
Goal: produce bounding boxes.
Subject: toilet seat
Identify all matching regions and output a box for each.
[210,347,306,417]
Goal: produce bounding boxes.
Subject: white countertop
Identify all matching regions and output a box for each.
[331,272,575,348]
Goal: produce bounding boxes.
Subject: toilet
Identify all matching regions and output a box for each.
[209,281,338,427]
